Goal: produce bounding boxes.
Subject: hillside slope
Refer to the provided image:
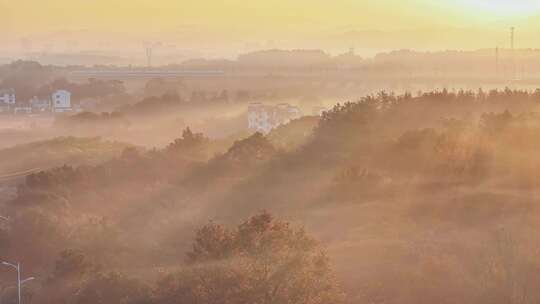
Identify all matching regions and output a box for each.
[3,89,540,304]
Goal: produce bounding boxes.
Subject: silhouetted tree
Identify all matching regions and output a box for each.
[155,212,344,304]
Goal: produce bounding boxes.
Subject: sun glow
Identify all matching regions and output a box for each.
[456,0,540,17]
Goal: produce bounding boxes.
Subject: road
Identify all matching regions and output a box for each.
[0,168,43,183]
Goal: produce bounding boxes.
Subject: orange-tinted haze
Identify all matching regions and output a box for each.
[2,0,540,58]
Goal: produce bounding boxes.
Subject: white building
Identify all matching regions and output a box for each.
[51,90,72,113]
[0,89,16,106]
[248,103,303,134]
[248,103,273,133]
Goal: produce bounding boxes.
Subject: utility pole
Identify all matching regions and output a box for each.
[144,41,160,68]
[495,46,499,77]
[145,46,153,68]
[510,27,516,79]
[510,27,515,51]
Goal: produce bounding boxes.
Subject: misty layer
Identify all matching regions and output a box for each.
[1,90,540,303]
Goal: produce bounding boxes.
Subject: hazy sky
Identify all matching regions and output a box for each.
[4,0,538,32]
[2,0,540,60]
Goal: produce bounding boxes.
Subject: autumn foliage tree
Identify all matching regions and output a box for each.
[154,212,344,304]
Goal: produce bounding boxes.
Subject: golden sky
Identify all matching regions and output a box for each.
[2,0,540,56]
[3,0,539,31]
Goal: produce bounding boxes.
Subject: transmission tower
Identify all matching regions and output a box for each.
[145,46,153,67]
[510,27,516,80]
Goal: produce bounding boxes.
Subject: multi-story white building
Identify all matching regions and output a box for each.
[51,90,72,113]
[0,89,15,113]
[0,89,16,106]
[248,103,303,134]
[248,103,272,133]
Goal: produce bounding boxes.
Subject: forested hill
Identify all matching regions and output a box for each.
[3,89,540,304]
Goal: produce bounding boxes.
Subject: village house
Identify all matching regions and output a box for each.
[51,90,72,113]
[0,89,16,105]
[0,89,16,113]
[0,89,73,114]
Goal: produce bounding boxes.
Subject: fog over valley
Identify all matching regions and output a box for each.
[3,1,540,304]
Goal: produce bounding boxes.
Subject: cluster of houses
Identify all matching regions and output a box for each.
[248,103,303,133]
[0,89,75,115]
